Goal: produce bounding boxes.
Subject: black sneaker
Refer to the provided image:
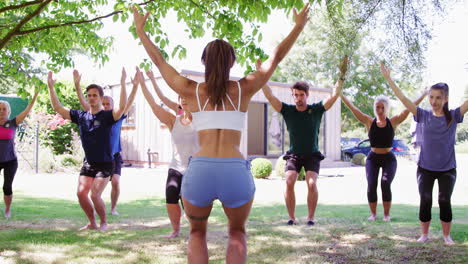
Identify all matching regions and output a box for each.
[307,220,315,226]
[287,220,296,225]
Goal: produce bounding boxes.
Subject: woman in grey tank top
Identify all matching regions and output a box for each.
[137,69,198,238]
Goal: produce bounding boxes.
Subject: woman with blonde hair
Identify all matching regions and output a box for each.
[341,91,426,222]
[0,90,39,218]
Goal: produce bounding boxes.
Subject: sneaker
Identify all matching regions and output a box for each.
[307,220,315,226]
[287,220,296,225]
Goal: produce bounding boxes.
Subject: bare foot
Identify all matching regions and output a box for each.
[79,223,98,231]
[367,215,376,221]
[99,223,108,231]
[166,230,180,239]
[4,209,11,219]
[383,215,391,222]
[443,236,455,245]
[417,235,428,243]
[110,210,119,216]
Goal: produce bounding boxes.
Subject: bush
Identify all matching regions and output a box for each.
[275,156,306,181]
[360,155,367,166]
[251,158,273,179]
[59,154,81,168]
[352,153,366,166]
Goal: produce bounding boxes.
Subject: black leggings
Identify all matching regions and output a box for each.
[166,168,183,204]
[365,152,397,203]
[417,167,456,222]
[0,159,18,196]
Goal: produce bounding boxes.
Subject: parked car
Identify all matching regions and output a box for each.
[340,137,361,148]
[341,139,411,161]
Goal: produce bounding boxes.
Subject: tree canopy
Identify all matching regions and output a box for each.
[1,0,454,100]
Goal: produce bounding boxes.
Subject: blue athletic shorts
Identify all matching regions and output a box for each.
[181,156,256,208]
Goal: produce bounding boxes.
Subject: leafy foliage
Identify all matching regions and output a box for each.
[271,3,438,131]
[2,0,454,100]
[251,158,273,179]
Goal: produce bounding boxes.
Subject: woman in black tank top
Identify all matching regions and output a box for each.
[341,92,426,222]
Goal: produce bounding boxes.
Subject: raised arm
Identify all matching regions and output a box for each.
[256,60,282,112]
[123,71,140,115]
[137,68,176,130]
[460,100,468,115]
[15,89,39,124]
[73,69,90,111]
[241,3,310,96]
[47,71,71,120]
[262,84,283,113]
[323,56,348,110]
[112,68,128,121]
[146,70,179,113]
[380,62,417,116]
[391,90,428,127]
[133,7,193,97]
[340,93,373,129]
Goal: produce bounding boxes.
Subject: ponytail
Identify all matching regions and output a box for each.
[201,39,236,107]
[443,102,452,126]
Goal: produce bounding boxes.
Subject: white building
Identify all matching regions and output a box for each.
[105,70,341,166]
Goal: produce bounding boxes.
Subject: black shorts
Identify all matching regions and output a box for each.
[112,153,123,176]
[80,161,114,178]
[283,151,324,174]
[166,168,183,204]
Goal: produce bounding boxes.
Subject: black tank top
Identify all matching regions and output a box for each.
[368,118,394,148]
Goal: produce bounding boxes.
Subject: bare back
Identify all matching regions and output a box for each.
[186,80,253,158]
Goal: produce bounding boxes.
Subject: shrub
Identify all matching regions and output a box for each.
[59,154,81,168]
[352,153,366,166]
[251,158,273,179]
[360,155,367,166]
[275,156,306,181]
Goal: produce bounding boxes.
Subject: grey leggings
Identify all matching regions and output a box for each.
[365,152,397,203]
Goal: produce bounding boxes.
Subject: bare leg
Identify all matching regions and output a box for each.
[110,174,120,215]
[417,221,430,242]
[223,199,254,264]
[284,170,298,222]
[305,171,318,222]
[182,197,212,264]
[90,177,110,231]
[368,202,377,221]
[77,176,98,230]
[383,201,391,221]
[166,203,182,238]
[441,221,454,245]
[4,195,12,218]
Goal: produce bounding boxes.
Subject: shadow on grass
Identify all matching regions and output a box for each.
[0,195,467,264]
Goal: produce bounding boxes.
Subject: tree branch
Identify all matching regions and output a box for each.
[14,0,157,36]
[0,0,53,50]
[0,0,43,14]
[188,0,216,19]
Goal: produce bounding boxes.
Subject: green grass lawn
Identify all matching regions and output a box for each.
[1,195,467,264]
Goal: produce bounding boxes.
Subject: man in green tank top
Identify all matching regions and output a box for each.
[261,56,348,226]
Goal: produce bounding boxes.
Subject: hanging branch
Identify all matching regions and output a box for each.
[0,0,53,50]
[0,0,43,14]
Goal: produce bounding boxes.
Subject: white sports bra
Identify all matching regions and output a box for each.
[191,81,246,132]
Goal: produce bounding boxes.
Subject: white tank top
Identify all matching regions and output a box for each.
[168,116,199,173]
[191,81,246,132]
